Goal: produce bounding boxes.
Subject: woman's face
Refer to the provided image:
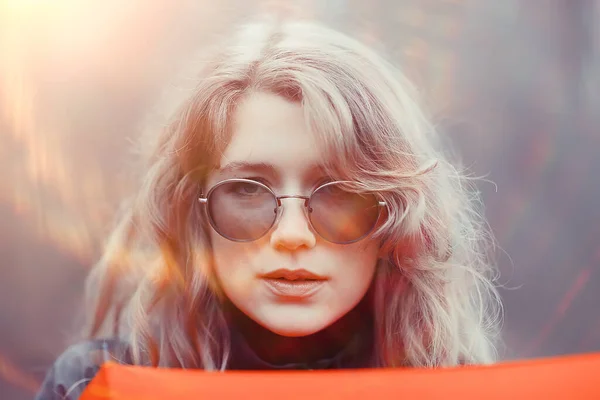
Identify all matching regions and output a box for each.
[205,91,380,337]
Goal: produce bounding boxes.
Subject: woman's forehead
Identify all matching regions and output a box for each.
[216,92,335,177]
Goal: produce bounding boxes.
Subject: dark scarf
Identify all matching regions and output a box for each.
[223,290,375,370]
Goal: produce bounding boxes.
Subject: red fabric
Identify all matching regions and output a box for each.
[81,352,600,399]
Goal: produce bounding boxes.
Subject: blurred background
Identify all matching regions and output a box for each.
[1,0,599,399]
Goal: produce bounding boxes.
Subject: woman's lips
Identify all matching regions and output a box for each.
[263,278,325,298]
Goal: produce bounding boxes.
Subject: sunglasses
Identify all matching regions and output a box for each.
[198,178,387,245]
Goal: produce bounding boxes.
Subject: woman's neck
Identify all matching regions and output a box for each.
[223,294,373,368]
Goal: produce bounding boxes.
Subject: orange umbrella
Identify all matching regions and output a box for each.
[81,352,600,399]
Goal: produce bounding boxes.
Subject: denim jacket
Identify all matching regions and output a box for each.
[34,328,372,400]
[34,339,133,400]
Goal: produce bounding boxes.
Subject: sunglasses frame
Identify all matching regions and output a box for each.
[198,178,387,245]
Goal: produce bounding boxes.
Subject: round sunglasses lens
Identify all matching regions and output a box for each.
[208,181,277,241]
[309,183,380,243]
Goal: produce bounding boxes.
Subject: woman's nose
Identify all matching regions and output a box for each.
[269,199,316,251]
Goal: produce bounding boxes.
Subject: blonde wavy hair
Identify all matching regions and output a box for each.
[83,18,503,370]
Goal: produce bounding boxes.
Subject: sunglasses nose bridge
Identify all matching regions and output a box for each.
[274,195,314,229]
[275,195,311,207]
[272,195,314,238]
[273,195,312,225]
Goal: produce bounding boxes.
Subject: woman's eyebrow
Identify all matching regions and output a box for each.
[216,161,327,180]
[217,161,277,176]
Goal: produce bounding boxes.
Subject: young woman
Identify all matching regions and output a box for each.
[35,17,502,400]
